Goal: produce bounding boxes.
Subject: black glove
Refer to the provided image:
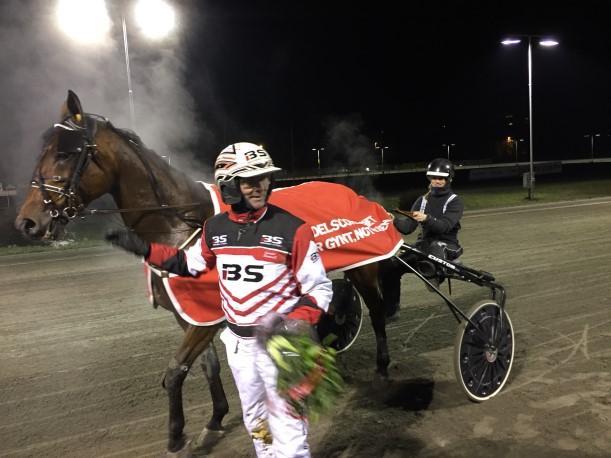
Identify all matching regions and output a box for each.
[105,229,150,258]
[392,213,420,235]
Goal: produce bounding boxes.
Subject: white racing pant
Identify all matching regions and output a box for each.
[220,328,311,458]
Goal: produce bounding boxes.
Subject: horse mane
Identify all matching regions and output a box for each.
[105,121,153,155]
[100,117,209,230]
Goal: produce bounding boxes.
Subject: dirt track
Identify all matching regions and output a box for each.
[1,197,610,457]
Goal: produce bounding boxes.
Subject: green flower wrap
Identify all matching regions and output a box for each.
[266,334,344,421]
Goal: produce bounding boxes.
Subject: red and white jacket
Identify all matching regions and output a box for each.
[147,204,332,330]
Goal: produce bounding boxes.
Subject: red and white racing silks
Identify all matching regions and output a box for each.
[190,205,331,326]
[148,203,332,328]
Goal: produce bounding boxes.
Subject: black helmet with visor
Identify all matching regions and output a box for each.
[426,158,455,181]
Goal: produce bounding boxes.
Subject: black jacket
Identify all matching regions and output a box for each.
[399,187,463,246]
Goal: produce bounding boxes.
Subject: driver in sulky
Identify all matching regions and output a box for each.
[106,142,332,458]
[383,158,464,320]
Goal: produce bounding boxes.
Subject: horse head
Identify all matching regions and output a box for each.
[16,90,212,244]
[15,90,118,239]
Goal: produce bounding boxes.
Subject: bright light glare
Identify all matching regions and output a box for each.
[56,0,111,44]
[539,40,559,47]
[501,39,521,45]
[134,0,176,40]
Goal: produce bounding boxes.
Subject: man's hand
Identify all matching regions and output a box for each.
[256,312,314,345]
[105,229,150,257]
[256,312,287,345]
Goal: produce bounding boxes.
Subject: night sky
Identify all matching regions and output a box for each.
[179,0,611,172]
[1,0,610,186]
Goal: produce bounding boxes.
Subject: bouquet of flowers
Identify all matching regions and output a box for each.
[266,334,344,421]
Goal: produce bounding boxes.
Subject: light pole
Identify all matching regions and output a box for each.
[442,143,455,160]
[502,35,559,200]
[121,16,136,129]
[374,142,389,171]
[584,133,600,161]
[508,137,524,162]
[55,0,176,130]
[312,147,324,172]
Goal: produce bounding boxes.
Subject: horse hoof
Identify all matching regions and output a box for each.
[167,439,192,458]
[195,427,225,448]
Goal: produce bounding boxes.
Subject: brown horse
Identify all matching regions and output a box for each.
[15,90,391,456]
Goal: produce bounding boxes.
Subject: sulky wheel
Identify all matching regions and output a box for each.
[316,278,364,353]
[453,300,514,402]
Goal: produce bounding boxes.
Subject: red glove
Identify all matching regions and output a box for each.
[287,305,323,324]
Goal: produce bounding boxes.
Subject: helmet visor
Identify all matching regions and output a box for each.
[426,171,449,178]
[236,164,282,178]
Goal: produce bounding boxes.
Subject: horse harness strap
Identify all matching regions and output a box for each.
[32,116,99,222]
[84,203,203,216]
[31,114,203,229]
[178,227,203,250]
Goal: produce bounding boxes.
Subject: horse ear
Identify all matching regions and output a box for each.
[62,90,84,124]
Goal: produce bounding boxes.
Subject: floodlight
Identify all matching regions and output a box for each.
[56,0,111,44]
[134,0,176,40]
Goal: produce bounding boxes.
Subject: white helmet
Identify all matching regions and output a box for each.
[214,142,282,205]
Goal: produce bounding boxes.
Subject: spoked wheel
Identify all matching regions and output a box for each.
[454,300,514,402]
[317,278,364,353]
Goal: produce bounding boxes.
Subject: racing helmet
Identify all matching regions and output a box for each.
[214,142,282,205]
[426,158,455,181]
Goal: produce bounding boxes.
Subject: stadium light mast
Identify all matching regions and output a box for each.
[508,137,525,163]
[374,141,389,172]
[312,147,325,172]
[55,0,176,130]
[442,143,456,160]
[501,35,559,200]
[584,133,600,162]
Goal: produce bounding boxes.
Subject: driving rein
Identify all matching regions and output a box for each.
[31,114,202,227]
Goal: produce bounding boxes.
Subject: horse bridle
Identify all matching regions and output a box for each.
[31,115,100,223]
[31,114,203,229]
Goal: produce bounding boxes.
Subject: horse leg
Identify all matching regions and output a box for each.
[199,342,229,431]
[346,263,390,377]
[163,323,221,455]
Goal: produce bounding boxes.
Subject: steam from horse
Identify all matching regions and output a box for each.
[0,0,210,209]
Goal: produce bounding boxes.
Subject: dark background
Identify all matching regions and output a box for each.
[1,1,611,243]
[1,0,611,186]
[180,0,611,171]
